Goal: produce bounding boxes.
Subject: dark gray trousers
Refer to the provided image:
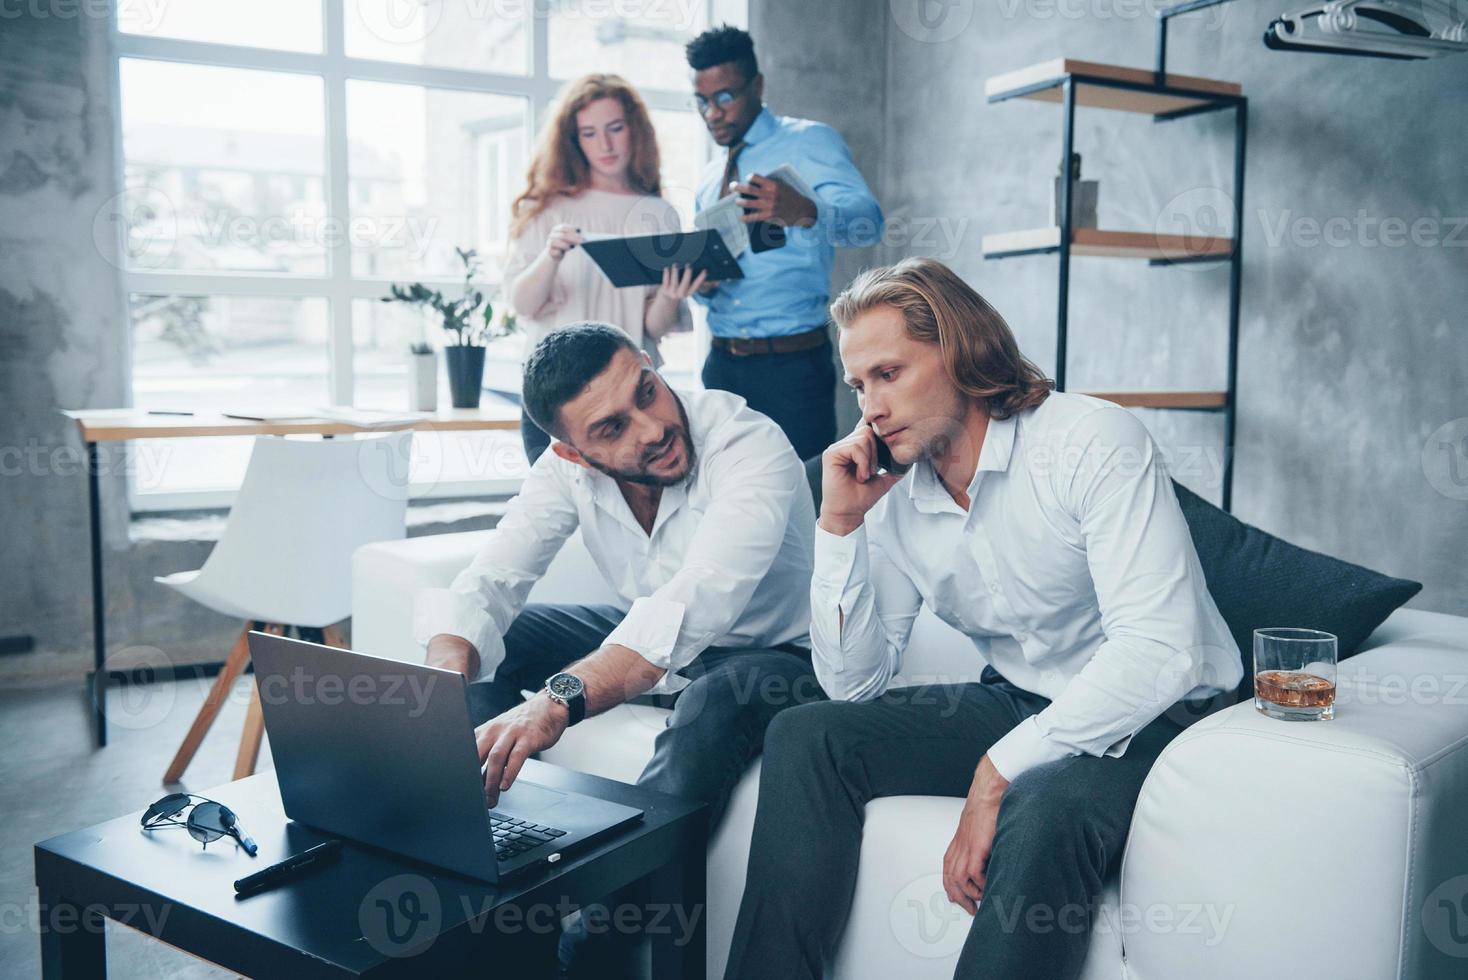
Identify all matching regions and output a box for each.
[468,603,824,978]
[724,664,1192,980]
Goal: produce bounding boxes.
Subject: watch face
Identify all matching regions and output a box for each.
[547,673,583,700]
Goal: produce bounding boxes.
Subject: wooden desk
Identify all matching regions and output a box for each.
[64,407,520,442]
[61,406,521,749]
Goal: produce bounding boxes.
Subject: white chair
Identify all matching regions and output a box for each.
[160,431,412,785]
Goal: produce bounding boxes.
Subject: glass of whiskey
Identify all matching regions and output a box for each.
[1253,628,1337,721]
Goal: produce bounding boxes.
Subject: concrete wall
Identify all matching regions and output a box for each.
[753,1,1468,617]
[0,12,261,685]
[0,9,136,681]
[870,1,1466,614]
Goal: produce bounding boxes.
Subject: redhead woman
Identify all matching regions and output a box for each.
[505,73,703,462]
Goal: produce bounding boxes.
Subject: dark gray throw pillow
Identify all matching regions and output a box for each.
[1171,480,1422,702]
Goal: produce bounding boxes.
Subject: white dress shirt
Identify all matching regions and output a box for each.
[811,392,1242,782]
[415,387,815,694]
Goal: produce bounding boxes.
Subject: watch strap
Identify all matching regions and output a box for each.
[562,688,585,726]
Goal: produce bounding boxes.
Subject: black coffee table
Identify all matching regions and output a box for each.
[34,760,707,979]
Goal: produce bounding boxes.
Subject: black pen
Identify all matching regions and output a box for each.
[233,839,342,897]
[146,410,194,416]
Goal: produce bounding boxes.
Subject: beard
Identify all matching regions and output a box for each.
[898,385,973,467]
[581,392,698,487]
[913,428,956,463]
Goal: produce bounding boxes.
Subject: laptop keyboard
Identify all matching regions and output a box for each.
[488,812,568,862]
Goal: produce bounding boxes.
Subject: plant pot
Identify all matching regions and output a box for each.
[444,344,486,409]
[407,350,438,412]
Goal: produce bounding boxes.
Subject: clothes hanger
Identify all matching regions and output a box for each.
[1265,0,1468,59]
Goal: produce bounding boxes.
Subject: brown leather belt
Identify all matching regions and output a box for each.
[710,326,829,357]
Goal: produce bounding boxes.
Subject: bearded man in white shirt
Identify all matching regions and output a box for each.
[724,258,1242,980]
[416,321,819,978]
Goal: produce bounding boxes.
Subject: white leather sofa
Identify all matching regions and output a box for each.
[353,530,1468,979]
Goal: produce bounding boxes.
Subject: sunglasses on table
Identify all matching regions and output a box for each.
[141,793,258,856]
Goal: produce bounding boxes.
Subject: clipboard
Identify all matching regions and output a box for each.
[580,229,745,288]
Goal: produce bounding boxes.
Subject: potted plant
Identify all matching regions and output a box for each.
[382,247,515,409]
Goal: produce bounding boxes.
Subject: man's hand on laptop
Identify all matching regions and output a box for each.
[476,692,569,808]
[426,634,480,681]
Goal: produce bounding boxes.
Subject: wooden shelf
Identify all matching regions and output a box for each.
[982,226,1232,261]
[986,59,1241,116]
[1081,391,1229,410]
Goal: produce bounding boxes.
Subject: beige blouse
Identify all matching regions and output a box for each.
[502,189,692,360]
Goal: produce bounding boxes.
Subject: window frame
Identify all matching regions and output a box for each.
[111,0,743,512]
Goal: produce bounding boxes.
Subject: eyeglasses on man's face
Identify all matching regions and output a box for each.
[689,76,755,116]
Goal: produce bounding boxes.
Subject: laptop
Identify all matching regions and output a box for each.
[247,631,644,883]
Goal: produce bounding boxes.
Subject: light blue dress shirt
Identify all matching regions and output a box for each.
[693,107,883,338]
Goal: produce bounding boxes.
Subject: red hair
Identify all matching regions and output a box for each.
[510,74,662,239]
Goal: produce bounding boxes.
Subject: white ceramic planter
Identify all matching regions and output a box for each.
[408,350,438,412]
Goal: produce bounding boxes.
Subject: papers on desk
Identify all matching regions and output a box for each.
[694,163,815,257]
[316,407,429,428]
[222,408,428,428]
[221,409,326,423]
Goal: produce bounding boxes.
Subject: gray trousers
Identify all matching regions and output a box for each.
[468,603,824,979]
[724,664,1192,980]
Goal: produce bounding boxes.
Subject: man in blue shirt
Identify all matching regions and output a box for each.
[686,25,884,460]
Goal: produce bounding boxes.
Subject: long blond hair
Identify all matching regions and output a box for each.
[510,74,662,239]
[830,258,1054,419]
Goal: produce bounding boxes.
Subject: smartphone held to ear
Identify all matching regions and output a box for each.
[872,435,910,478]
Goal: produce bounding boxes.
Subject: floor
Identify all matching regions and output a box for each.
[2,673,270,978]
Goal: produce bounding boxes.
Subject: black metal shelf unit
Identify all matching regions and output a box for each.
[982,0,1248,511]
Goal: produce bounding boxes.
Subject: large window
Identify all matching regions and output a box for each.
[114,1,743,508]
